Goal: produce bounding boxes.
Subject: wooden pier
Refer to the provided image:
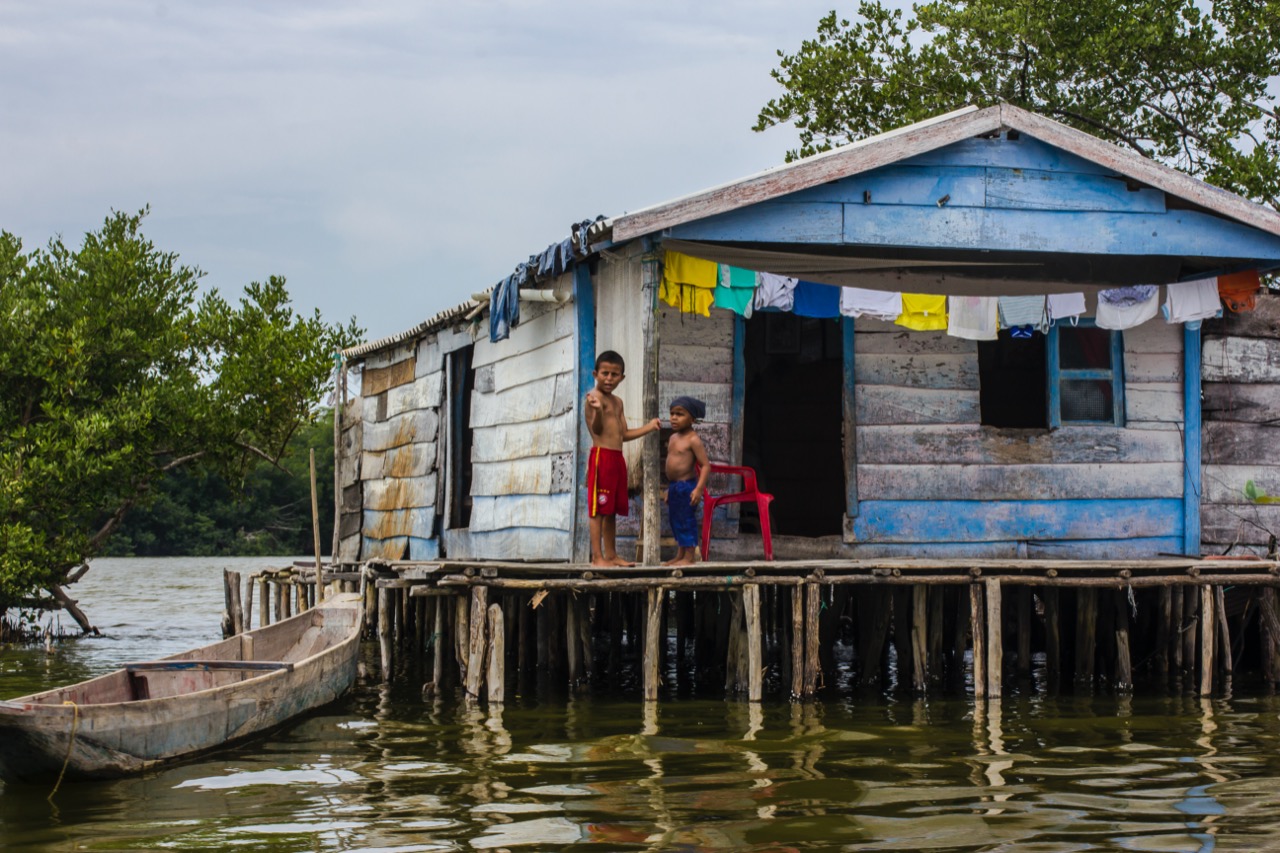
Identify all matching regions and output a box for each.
[217,554,1280,704]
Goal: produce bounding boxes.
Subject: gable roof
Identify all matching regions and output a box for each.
[599,103,1280,243]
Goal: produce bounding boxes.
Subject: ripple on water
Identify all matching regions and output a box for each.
[174,764,361,790]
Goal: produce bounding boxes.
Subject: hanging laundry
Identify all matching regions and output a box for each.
[753,273,798,312]
[1096,286,1159,330]
[1047,292,1087,325]
[998,295,1049,334]
[1164,279,1221,324]
[947,296,999,340]
[714,264,757,317]
[1218,269,1261,313]
[1099,285,1158,308]
[489,274,520,343]
[792,280,841,318]
[660,251,717,317]
[895,293,948,331]
[839,287,902,321]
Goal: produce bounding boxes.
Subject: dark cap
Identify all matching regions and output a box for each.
[669,395,706,420]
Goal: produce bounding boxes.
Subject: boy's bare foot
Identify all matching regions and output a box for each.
[591,557,614,568]
[661,556,680,566]
[608,555,636,567]
[671,556,698,566]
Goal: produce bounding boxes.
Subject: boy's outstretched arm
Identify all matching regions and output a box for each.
[690,434,711,504]
[623,417,662,441]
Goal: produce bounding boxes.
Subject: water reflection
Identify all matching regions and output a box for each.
[9,558,1280,850]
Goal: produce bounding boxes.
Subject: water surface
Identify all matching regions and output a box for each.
[3,558,1280,851]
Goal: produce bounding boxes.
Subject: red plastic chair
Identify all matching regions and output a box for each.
[700,464,774,561]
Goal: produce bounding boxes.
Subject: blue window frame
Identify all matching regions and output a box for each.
[1047,320,1126,427]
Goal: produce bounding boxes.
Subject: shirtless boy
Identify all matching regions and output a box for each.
[584,351,661,567]
[663,395,710,566]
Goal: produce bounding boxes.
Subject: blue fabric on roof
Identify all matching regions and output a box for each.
[791,280,841,318]
[489,273,520,342]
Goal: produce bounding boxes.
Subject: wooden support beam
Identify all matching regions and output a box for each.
[911,585,928,693]
[640,251,661,566]
[566,592,582,687]
[487,602,505,704]
[644,587,663,701]
[985,578,1002,699]
[378,586,393,680]
[455,593,471,685]
[1155,586,1171,678]
[1115,589,1132,692]
[1016,586,1031,677]
[745,584,763,702]
[465,586,489,702]
[1215,585,1232,676]
[1075,588,1097,688]
[1044,587,1060,684]
[259,577,270,628]
[969,583,986,699]
[805,582,821,697]
[1200,585,1215,697]
[432,596,445,691]
[791,586,804,699]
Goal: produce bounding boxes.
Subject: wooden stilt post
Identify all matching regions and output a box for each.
[911,585,928,693]
[455,593,471,685]
[432,596,445,690]
[566,593,582,688]
[953,587,969,689]
[1260,589,1280,684]
[1044,587,1060,684]
[487,602,505,704]
[804,582,821,697]
[378,586,393,680]
[1156,586,1171,678]
[1183,585,1198,677]
[309,447,324,605]
[244,576,255,632]
[1075,589,1097,688]
[745,584,763,702]
[1199,584,1215,697]
[1115,589,1133,692]
[969,582,986,699]
[985,578,1002,699]
[465,586,489,702]
[259,577,271,627]
[644,587,663,701]
[1016,586,1031,678]
[928,587,945,686]
[1172,584,1185,673]
[1215,585,1232,676]
[791,586,804,698]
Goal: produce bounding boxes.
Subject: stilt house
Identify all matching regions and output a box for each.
[335,104,1280,567]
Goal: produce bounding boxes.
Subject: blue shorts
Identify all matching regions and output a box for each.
[667,479,701,548]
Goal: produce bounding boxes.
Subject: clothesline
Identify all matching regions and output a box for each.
[659,250,1262,337]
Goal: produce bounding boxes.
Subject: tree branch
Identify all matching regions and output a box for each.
[1047,107,1153,157]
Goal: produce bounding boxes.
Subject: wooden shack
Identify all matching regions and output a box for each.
[336,103,1280,567]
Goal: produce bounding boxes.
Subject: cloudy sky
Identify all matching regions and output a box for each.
[1,1,885,341]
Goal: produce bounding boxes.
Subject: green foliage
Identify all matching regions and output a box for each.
[1245,480,1280,505]
[103,411,337,557]
[755,0,1280,205]
[0,210,362,608]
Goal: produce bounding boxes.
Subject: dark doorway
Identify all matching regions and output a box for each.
[448,346,475,529]
[978,331,1048,428]
[741,312,845,537]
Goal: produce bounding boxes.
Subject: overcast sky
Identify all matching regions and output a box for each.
[0,1,886,341]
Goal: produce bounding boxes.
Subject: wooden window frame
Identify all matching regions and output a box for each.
[1047,319,1126,428]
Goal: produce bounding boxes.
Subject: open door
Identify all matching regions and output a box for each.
[741,312,845,537]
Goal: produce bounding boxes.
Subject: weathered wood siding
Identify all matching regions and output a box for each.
[848,313,1186,558]
[1201,294,1280,555]
[352,337,446,561]
[461,276,577,560]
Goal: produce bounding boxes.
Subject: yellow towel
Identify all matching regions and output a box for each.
[895,293,948,331]
[660,251,717,317]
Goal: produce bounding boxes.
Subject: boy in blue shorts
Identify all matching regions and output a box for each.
[663,395,711,566]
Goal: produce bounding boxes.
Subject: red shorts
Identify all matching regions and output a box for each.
[587,447,628,518]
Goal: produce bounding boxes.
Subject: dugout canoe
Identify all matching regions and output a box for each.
[0,591,363,782]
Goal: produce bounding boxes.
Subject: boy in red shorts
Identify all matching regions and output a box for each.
[584,350,660,566]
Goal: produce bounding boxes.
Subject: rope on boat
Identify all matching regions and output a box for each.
[47,700,79,803]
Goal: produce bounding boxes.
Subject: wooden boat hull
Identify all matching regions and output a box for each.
[0,592,363,782]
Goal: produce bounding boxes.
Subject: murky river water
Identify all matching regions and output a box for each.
[5,558,1280,851]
